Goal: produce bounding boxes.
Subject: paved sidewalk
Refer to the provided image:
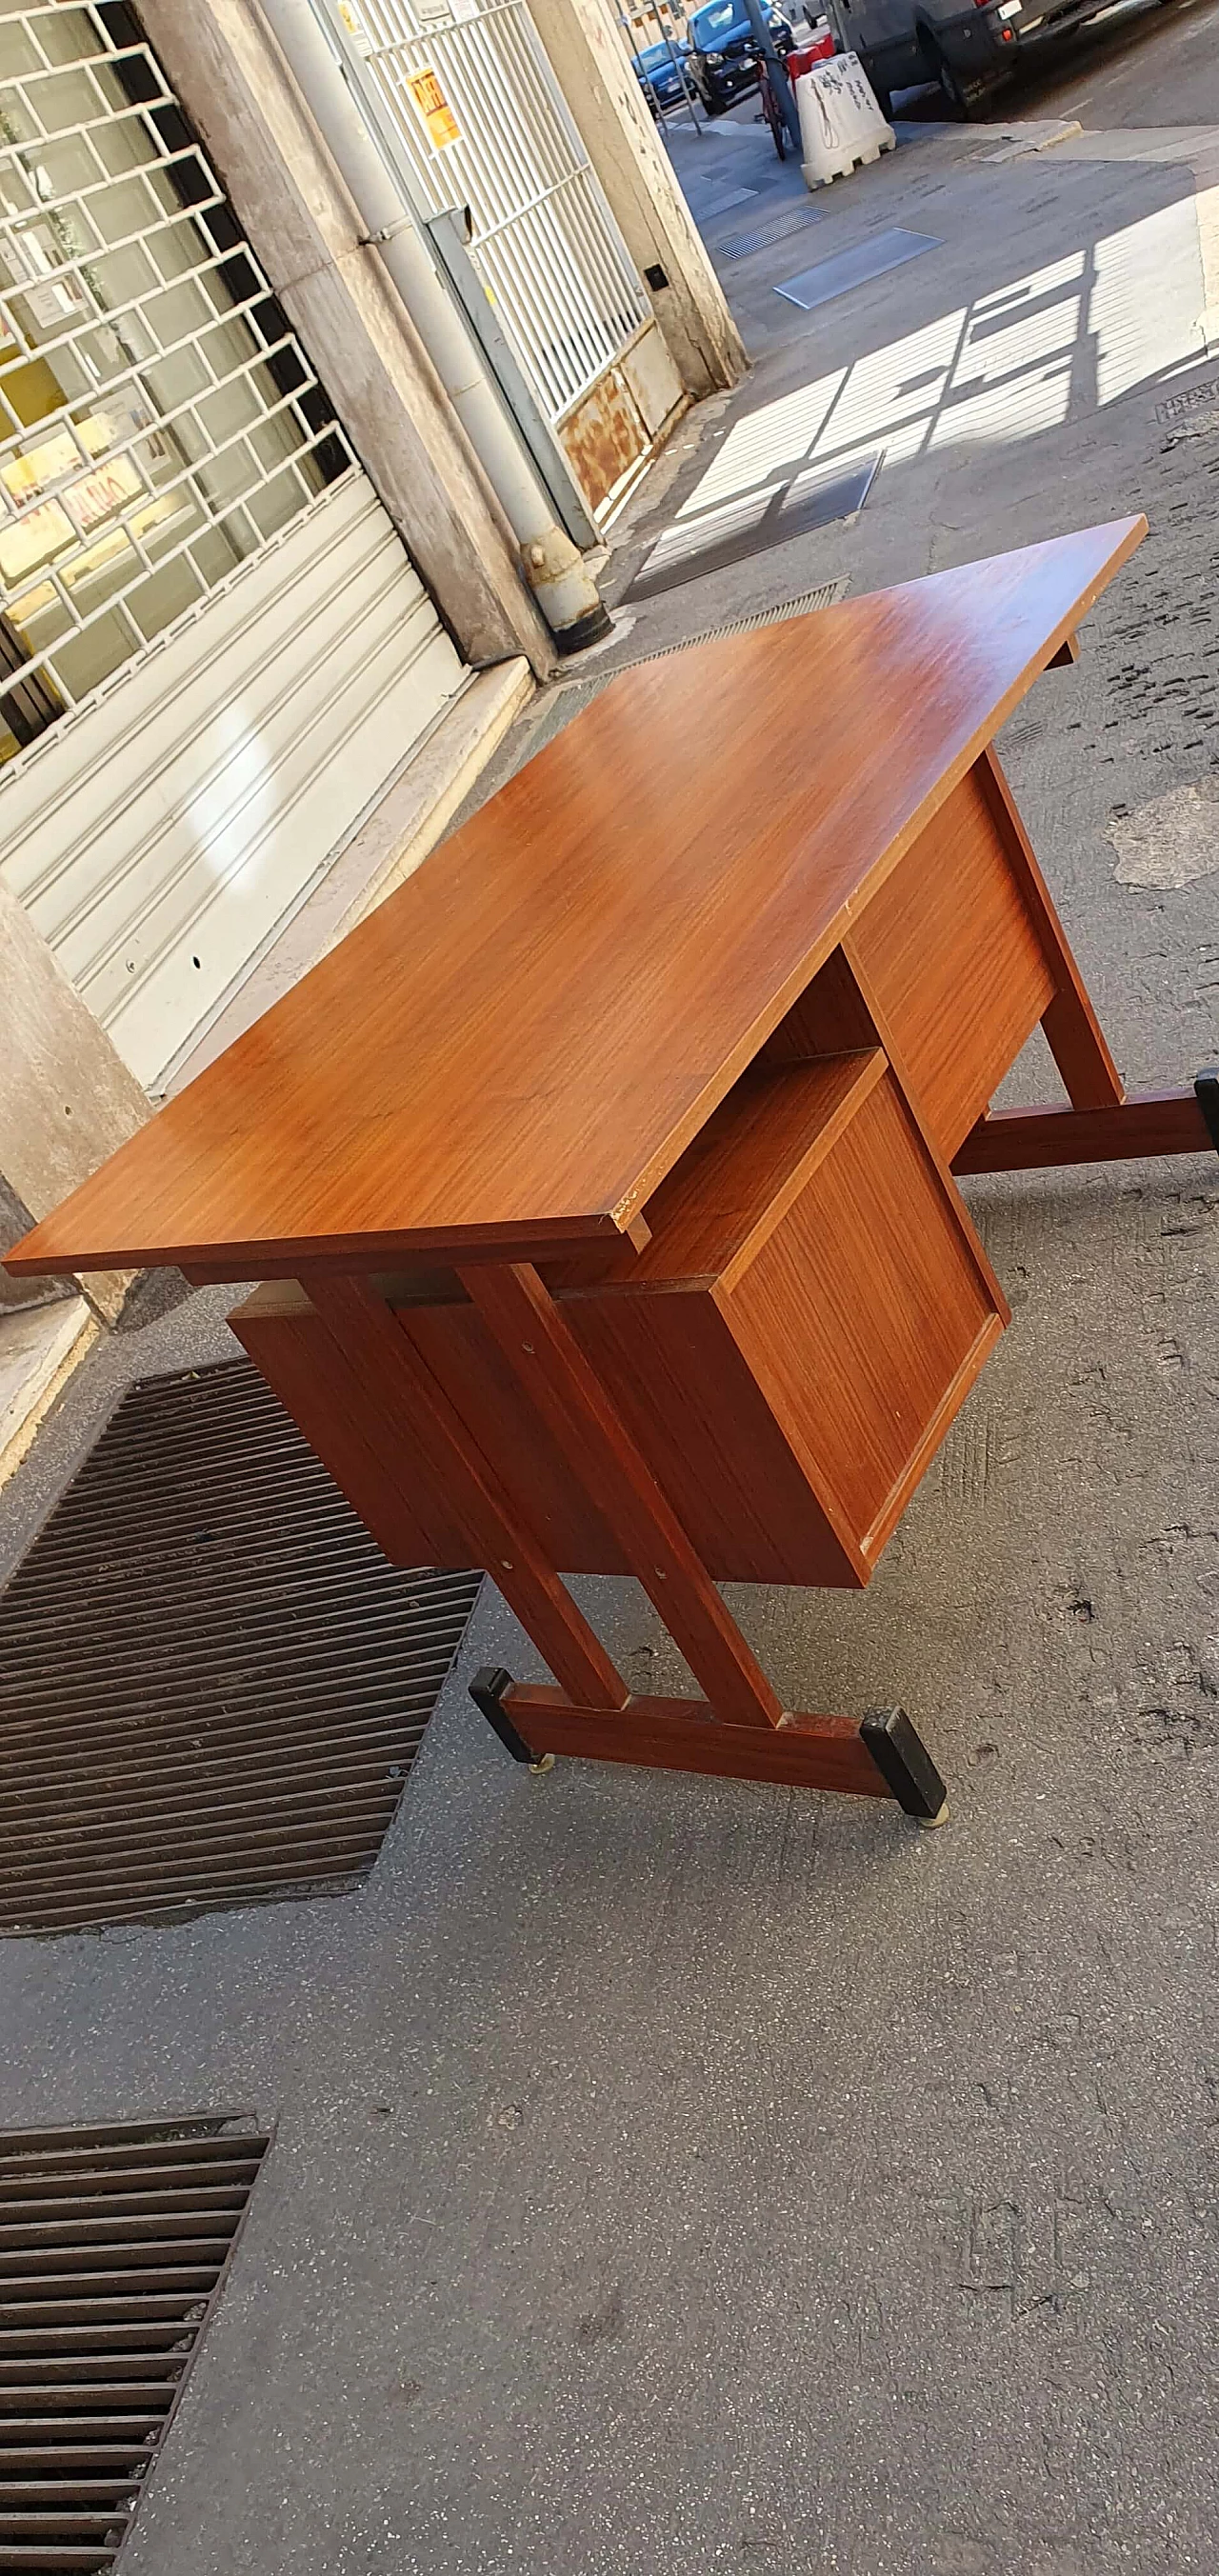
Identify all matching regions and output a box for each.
[4,98,1219,2576]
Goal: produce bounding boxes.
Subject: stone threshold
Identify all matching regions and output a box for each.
[0,1298,98,1490]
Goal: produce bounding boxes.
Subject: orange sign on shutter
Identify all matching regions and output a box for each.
[404,68,461,150]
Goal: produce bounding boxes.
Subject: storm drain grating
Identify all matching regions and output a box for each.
[1156,373,1219,423]
[556,581,849,689]
[622,579,849,656]
[0,2112,268,2572]
[715,202,826,262]
[0,1361,482,1936]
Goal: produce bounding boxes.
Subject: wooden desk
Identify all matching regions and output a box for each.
[12,521,1219,1829]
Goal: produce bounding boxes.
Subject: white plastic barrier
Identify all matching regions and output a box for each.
[795,51,896,189]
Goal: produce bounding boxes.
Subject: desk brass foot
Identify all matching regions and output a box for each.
[470,1671,947,1814]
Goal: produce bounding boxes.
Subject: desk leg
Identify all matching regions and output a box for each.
[961,755,1219,1174]
[458,1264,948,1821]
[470,1671,949,1819]
[459,1261,785,1731]
[953,1076,1219,1174]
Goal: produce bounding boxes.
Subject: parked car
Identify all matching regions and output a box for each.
[826,0,1151,116]
[631,35,694,111]
[686,0,795,111]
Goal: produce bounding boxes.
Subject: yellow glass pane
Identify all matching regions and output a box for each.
[1,357,68,429]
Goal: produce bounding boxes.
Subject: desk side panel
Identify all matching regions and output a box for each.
[848,761,1055,1158]
[565,1291,863,1588]
[724,1070,1002,1562]
[234,1284,632,1580]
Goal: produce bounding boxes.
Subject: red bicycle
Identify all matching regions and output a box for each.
[755,48,788,156]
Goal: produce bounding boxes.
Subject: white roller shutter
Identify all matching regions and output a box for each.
[0,474,470,1089]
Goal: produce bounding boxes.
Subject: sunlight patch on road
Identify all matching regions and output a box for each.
[1091,197,1209,405]
[669,200,1213,528]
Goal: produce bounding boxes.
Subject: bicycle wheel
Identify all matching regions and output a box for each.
[760,69,787,157]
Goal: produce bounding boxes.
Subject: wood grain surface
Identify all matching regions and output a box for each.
[502,1686,895,1795]
[846,761,1055,1158]
[952,1090,1212,1171]
[9,520,1144,1282]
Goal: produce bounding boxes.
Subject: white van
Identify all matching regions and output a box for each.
[826,0,1150,115]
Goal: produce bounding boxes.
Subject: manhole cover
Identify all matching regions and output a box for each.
[774,228,940,312]
[0,2112,268,2572]
[0,1362,481,1935]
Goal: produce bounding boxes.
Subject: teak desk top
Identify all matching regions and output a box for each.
[12,518,1143,1282]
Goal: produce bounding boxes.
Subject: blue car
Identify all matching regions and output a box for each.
[686,0,794,109]
[631,36,694,111]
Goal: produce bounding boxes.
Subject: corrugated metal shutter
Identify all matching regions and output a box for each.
[0,474,470,1089]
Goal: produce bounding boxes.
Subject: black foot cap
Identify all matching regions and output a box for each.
[1195,1069,1219,1159]
[470,1666,540,1766]
[862,1707,949,1821]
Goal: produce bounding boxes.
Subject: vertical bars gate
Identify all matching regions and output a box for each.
[322,0,653,431]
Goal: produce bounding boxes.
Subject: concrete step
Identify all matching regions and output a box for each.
[0,1296,96,1488]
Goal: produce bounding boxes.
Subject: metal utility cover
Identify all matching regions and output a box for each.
[624,455,879,601]
[717,202,825,260]
[0,2112,268,2572]
[774,228,940,311]
[1155,372,1219,422]
[0,1361,482,1936]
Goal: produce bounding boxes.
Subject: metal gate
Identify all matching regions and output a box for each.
[325,0,685,512]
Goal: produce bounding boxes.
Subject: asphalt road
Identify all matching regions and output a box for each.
[898,0,1219,123]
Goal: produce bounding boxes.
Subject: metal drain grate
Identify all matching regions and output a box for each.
[0,2111,268,2572]
[623,579,849,658]
[1156,373,1219,423]
[0,1362,482,1937]
[715,203,826,261]
[556,581,850,689]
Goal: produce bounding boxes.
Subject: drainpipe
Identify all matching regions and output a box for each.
[260,0,611,652]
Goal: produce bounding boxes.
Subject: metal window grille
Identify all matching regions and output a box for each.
[325,0,650,426]
[0,0,353,762]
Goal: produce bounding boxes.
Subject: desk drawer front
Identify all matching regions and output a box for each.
[725,1066,1001,1564]
[565,1057,1004,1584]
